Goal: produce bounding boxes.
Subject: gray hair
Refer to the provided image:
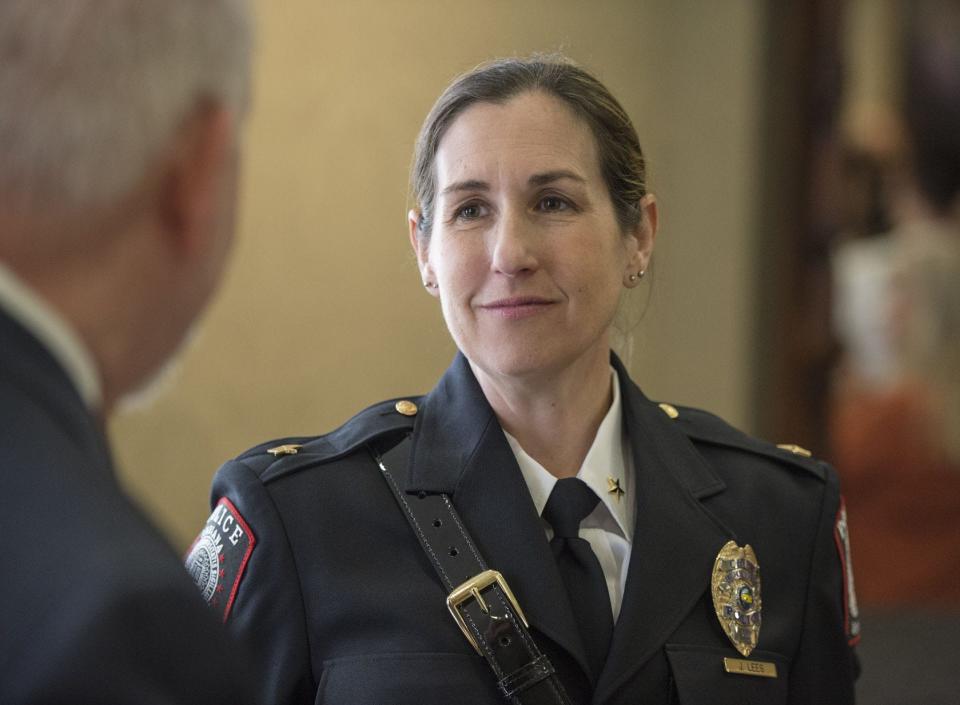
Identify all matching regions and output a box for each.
[0,0,253,212]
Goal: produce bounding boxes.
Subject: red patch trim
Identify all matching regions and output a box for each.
[217,497,256,623]
[833,497,861,647]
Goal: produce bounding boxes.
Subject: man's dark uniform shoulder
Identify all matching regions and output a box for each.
[0,312,258,704]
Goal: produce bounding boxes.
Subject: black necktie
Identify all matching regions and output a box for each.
[542,477,613,680]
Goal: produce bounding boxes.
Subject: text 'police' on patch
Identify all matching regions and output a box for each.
[185,498,256,622]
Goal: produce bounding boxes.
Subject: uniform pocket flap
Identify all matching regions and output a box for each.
[666,643,789,705]
[318,652,498,705]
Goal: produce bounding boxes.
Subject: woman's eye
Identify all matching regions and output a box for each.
[538,195,570,212]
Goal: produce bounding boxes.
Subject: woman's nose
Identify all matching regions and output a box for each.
[490,210,538,276]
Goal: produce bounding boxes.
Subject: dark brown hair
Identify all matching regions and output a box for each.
[410,55,647,235]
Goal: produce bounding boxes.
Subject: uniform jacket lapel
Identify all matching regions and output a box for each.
[404,353,593,681]
[594,358,733,703]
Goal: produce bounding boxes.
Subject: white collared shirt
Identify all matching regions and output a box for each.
[0,262,102,410]
[504,368,635,620]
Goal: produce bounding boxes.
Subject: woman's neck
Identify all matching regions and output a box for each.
[471,349,614,479]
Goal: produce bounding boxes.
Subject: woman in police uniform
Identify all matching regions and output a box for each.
[188,56,859,704]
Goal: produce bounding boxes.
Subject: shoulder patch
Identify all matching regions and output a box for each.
[834,498,861,646]
[185,498,256,622]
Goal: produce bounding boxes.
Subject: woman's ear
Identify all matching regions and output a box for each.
[626,193,658,275]
[408,209,438,297]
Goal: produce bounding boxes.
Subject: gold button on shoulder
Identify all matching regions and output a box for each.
[267,443,302,457]
[395,400,418,417]
[777,443,812,458]
[658,402,680,419]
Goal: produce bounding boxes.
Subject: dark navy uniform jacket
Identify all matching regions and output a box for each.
[193,353,859,705]
[0,309,256,704]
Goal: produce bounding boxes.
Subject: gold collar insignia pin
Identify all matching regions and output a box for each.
[606,476,625,502]
[712,540,762,658]
[267,444,302,457]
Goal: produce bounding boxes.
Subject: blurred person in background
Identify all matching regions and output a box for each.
[830,0,960,609]
[0,1,258,702]
[189,56,859,705]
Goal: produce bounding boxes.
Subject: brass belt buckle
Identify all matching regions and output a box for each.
[446,569,529,655]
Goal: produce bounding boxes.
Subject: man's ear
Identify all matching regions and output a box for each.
[409,209,438,297]
[159,103,235,257]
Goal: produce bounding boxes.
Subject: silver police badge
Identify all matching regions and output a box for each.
[711,540,762,657]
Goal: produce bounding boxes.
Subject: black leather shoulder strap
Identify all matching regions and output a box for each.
[372,437,575,705]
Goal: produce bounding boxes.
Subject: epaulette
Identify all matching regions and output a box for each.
[656,402,827,481]
[234,396,423,484]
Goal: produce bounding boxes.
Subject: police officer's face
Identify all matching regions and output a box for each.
[411,90,651,382]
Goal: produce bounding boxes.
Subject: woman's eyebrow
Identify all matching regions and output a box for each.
[440,172,586,197]
[528,170,586,186]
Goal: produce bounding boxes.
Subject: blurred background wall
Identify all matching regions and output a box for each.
[110,0,764,550]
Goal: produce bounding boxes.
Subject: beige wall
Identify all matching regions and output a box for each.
[111,0,763,549]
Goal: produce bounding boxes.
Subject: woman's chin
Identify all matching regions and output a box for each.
[465,345,599,385]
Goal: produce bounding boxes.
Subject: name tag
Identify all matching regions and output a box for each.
[723,657,778,678]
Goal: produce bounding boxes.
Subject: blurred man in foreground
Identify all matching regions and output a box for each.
[0,2,257,701]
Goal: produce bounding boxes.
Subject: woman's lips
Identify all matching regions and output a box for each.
[478,297,556,320]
